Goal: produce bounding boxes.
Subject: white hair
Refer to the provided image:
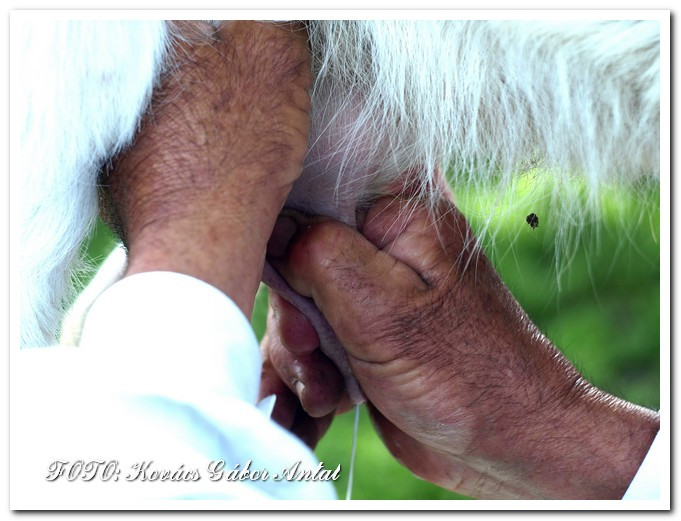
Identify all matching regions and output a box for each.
[15,19,660,347]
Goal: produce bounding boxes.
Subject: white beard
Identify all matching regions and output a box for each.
[14,19,660,347]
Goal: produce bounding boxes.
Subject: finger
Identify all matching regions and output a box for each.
[269,211,435,363]
[335,393,355,416]
[290,409,335,449]
[269,291,319,355]
[259,340,298,430]
[366,403,419,466]
[260,344,335,448]
[361,196,476,286]
[266,320,344,418]
[366,403,460,488]
[271,217,427,324]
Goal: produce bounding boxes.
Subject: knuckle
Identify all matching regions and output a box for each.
[363,197,432,247]
[268,335,294,374]
[289,221,348,270]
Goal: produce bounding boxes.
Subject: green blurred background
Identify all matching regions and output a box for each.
[81,172,660,500]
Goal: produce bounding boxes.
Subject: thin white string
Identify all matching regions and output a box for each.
[345,403,361,500]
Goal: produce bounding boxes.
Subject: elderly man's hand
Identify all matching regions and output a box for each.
[263,196,659,499]
[103,21,311,316]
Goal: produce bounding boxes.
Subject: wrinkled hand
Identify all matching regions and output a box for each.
[260,195,659,499]
[103,21,311,316]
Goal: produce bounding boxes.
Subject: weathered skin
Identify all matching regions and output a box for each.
[262,261,364,403]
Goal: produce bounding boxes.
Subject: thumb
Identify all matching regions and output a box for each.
[269,197,455,362]
[269,216,426,362]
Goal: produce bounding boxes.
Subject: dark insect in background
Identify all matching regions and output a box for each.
[526,213,539,229]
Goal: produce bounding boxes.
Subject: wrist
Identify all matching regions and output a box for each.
[124,206,274,317]
[543,379,659,499]
[470,366,659,499]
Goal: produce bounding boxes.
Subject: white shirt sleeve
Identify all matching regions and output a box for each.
[11,272,337,507]
[621,434,661,500]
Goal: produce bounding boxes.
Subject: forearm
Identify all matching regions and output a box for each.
[101,21,311,317]
[121,165,276,317]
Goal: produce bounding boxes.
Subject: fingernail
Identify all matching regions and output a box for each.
[267,216,298,259]
[294,380,305,397]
